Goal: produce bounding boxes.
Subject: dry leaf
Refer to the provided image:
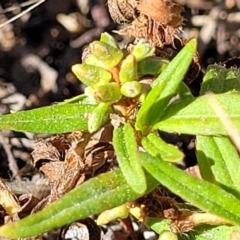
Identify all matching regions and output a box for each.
[108,0,185,47]
[31,131,114,204]
[117,14,180,47]
[0,177,21,217]
[17,193,40,218]
[137,0,184,28]
[107,0,137,23]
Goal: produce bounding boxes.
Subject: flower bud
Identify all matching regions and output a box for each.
[158,231,178,240]
[72,63,112,88]
[84,53,107,69]
[100,32,119,49]
[88,102,112,133]
[97,204,129,225]
[89,41,124,68]
[94,82,122,103]
[119,54,138,83]
[120,81,142,98]
[132,41,155,62]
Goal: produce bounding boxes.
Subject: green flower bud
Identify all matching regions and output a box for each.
[84,53,107,69]
[120,81,142,98]
[97,204,129,225]
[132,41,155,62]
[89,41,124,68]
[119,54,138,83]
[100,32,119,49]
[138,57,169,75]
[72,64,112,89]
[129,205,143,221]
[158,231,178,240]
[88,102,112,133]
[94,82,122,103]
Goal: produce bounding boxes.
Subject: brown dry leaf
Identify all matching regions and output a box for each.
[137,0,184,28]
[85,141,114,176]
[17,193,40,218]
[0,177,21,217]
[31,139,61,167]
[117,14,180,47]
[31,131,114,204]
[107,0,137,23]
[109,0,185,47]
[32,132,91,203]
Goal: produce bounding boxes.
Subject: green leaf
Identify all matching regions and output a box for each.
[113,123,147,194]
[196,136,240,198]
[179,225,240,240]
[178,82,194,101]
[136,39,197,130]
[142,133,184,162]
[0,169,159,239]
[201,65,240,94]
[0,104,96,133]
[140,152,240,226]
[155,92,240,135]
[138,56,169,76]
[139,153,240,225]
[58,94,92,105]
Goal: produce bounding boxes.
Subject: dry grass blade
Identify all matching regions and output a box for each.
[0,0,45,29]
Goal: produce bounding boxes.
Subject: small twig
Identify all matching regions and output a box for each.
[0,133,21,182]
[0,0,45,29]
[0,0,42,14]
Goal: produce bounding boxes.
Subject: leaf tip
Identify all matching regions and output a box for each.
[187,38,197,52]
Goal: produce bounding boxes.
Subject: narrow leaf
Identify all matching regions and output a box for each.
[136,39,197,130]
[178,82,194,101]
[0,170,158,238]
[140,152,240,226]
[142,133,184,162]
[138,56,169,75]
[179,225,240,240]
[113,123,147,194]
[197,136,240,198]
[201,65,240,94]
[0,104,96,133]
[155,93,240,135]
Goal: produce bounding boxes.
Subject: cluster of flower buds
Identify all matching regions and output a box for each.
[72,32,169,132]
